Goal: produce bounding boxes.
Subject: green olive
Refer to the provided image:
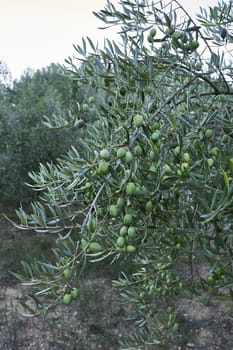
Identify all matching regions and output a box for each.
[177,168,182,176]
[149,28,157,37]
[81,239,88,249]
[149,150,157,161]
[173,145,181,156]
[172,31,181,40]
[181,162,189,172]
[221,134,229,144]
[134,145,143,156]
[151,131,160,142]
[124,213,133,225]
[145,84,153,94]
[63,268,71,280]
[227,158,233,173]
[109,204,119,217]
[89,242,103,253]
[207,274,215,285]
[117,147,126,159]
[88,218,96,232]
[205,129,213,139]
[146,200,153,212]
[120,225,128,236]
[71,288,79,300]
[133,114,144,128]
[163,164,172,174]
[172,323,179,332]
[210,147,219,157]
[117,236,126,248]
[207,158,214,168]
[126,182,136,194]
[147,34,154,43]
[117,197,125,209]
[63,293,72,305]
[98,160,110,174]
[190,40,199,50]
[100,149,110,159]
[82,104,89,112]
[88,96,95,104]
[125,151,134,163]
[128,226,137,239]
[214,267,223,277]
[149,165,157,173]
[151,122,160,131]
[126,245,136,253]
[167,306,173,314]
[183,152,190,163]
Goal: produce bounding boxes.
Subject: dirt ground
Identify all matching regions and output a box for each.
[1,218,233,350]
[0,281,125,350]
[175,296,233,349]
[1,280,233,350]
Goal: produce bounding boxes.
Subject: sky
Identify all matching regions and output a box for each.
[0,0,220,80]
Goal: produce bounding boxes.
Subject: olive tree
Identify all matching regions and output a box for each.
[10,0,233,347]
[0,64,82,203]
[0,59,12,85]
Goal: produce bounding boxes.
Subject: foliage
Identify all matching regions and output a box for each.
[0,59,12,85]
[10,0,233,348]
[0,64,84,203]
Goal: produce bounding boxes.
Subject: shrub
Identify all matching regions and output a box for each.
[0,64,81,203]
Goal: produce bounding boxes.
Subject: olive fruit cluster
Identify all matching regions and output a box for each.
[207,267,224,287]
[171,31,199,53]
[116,222,137,254]
[62,269,80,305]
[166,306,179,332]
[63,287,79,305]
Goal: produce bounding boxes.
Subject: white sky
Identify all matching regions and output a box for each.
[0,0,220,80]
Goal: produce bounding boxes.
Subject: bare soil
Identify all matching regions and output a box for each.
[1,218,233,349]
[0,281,126,350]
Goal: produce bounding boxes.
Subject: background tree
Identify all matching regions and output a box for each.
[10,0,233,348]
[0,59,12,85]
[0,63,87,204]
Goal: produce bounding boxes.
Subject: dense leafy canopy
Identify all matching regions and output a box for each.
[0,64,84,203]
